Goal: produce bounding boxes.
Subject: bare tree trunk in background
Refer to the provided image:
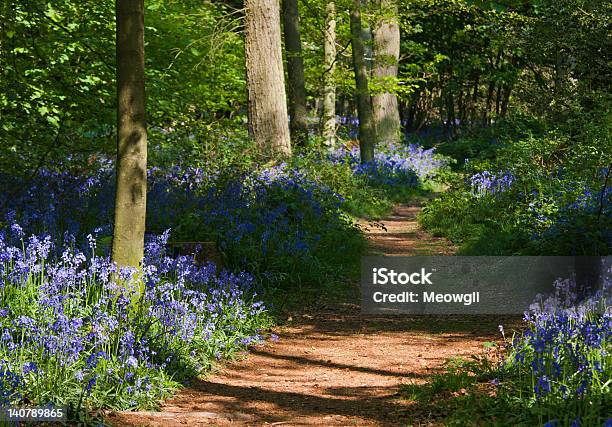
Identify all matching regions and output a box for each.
[446,91,455,139]
[112,0,147,268]
[350,0,375,163]
[283,0,308,146]
[322,2,337,147]
[372,0,400,145]
[245,0,292,157]
[469,75,479,126]
[554,51,566,97]
[483,49,502,127]
[483,80,495,127]
[495,84,502,116]
[501,85,512,117]
[458,87,466,124]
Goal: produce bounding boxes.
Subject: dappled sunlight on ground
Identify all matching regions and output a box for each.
[108,204,518,426]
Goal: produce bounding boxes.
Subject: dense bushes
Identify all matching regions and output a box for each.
[419,124,611,255]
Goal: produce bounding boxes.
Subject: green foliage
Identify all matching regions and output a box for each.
[0,0,248,174]
[0,0,115,173]
[420,114,611,255]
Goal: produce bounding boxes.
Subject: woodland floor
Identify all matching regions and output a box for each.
[108,204,517,426]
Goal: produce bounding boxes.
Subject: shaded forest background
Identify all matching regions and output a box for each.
[1,0,609,171]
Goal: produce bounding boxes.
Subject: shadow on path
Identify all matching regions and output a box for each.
[109,204,517,426]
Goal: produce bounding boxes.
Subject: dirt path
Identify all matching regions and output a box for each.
[109,204,505,426]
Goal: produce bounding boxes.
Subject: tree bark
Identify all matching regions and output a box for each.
[446,90,455,139]
[245,0,292,157]
[483,80,495,127]
[469,75,479,126]
[283,0,308,146]
[495,84,502,116]
[500,84,512,117]
[322,1,337,147]
[372,0,400,145]
[350,0,375,163]
[112,0,148,268]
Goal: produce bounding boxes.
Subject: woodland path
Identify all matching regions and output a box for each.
[109,204,508,426]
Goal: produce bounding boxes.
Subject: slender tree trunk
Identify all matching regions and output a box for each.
[483,80,495,127]
[245,0,292,157]
[283,0,308,146]
[554,52,566,96]
[446,91,455,139]
[458,87,465,124]
[495,84,502,116]
[371,0,400,146]
[350,0,375,163]
[500,84,512,117]
[112,0,147,268]
[470,75,479,126]
[484,50,502,126]
[322,1,337,147]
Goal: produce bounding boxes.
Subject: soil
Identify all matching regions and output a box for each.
[107,205,515,426]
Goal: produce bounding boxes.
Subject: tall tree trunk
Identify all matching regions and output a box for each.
[350,0,375,163]
[483,80,495,127]
[469,75,479,126]
[458,87,466,124]
[554,52,566,96]
[500,84,512,117]
[495,84,502,116]
[484,49,502,127]
[283,0,308,146]
[245,0,292,157]
[372,0,400,145]
[446,91,455,139]
[112,0,147,268]
[322,1,337,147]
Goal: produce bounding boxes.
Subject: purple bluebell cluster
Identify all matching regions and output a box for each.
[1,161,353,284]
[469,170,515,197]
[501,269,611,404]
[0,227,269,409]
[145,163,349,282]
[0,167,115,242]
[330,143,446,185]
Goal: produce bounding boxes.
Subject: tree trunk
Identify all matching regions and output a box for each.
[372,0,400,145]
[458,87,465,124]
[245,0,292,157]
[322,1,337,147]
[350,0,375,163]
[283,0,308,146]
[469,75,479,126]
[446,91,455,139]
[483,80,495,127]
[112,0,148,268]
[500,84,512,117]
[495,84,502,116]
